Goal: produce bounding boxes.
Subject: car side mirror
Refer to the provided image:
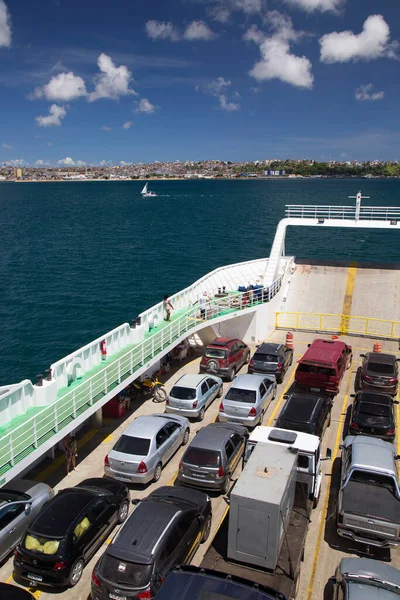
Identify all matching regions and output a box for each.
[394,400,399,405]
[350,393,355,397]
[396,358,400,362]
[326,448,332,460]
[330,577,337,585]
[24,503,31,515]
[307,343,311,348]
[131,499,140,506]
[395,455,400,461]
[360,353,366,358]
[339,444,344,450]
[197,513,204,522]
[283,395,289,400]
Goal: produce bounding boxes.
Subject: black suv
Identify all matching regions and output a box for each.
[357,352,399,396]
[91,486,212,600]
[13,478,129,589]
[153,565,286,600]
[248,343,293,383]
[349,391,398,442]
[276,393,332,438]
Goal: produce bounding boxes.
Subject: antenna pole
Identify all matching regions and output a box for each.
[348,190,370,221]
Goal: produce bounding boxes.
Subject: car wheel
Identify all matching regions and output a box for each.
[289,353,293,366]
[153,463,162,483]
[244,352,250,365]
[260,409,266,424]
[217,384,224,398]
[226,367,235,382]
[354,367,361,392]
[117,499,129,523]
[276,373,283,384]
[198,407,205,422]
[313,492,320,509]
[182,428,190,446]
[222,473,231,495]
[327,412,332,427]
[201,514,212,543]
[69,558,84,587]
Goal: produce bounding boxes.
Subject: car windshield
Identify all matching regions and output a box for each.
[113,435,150,456]
[0,491,28,502]
[101,554,153,587]
[350,470,397,494]
[297,364,335,376]
[205,348,228,359]
[170,386,196,400]
[367,362,395,375]
[358,402,391,417]
[225,388,257,404]
[24,534,61,555]
[183,447,221,467]
[254,353,278,362]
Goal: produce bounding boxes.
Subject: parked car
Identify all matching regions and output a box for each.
[295,338,352,396]
[332,557,400,600]
[0,480,54,562]
[349,391,397,441]
[105,414,190,484]
[199,338,250,381]
[178,423,248,494]
[275,393,333,439]
[356,352,399,396]
[153,565,285,600]
[218,374,276,428]
[13,478,130,589]
[91,486,212,600]
[166,374,223,421]
[0,583,35,600]
[248,343,293,383]
[337,436,400,547]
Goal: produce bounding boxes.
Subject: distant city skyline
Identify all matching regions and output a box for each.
[0,0,399,164]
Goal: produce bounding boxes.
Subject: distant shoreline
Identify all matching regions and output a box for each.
[1,176,396,183]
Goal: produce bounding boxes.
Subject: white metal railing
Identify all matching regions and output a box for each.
[0,274,284,478]
[285,205,400,221]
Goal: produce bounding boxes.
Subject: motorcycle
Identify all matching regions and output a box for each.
[131,375,167,403]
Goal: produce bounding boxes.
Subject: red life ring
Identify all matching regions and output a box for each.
[100,340,107,356]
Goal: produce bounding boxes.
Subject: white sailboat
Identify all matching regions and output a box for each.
[141,182,157,197]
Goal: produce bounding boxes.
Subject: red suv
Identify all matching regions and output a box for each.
[199,338,250,381]
[295,338,352,397]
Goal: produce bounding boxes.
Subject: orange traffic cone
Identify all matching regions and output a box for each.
[286,331,294,349]
[373,342,382,353]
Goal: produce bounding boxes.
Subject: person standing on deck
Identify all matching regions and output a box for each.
[63,434,78,476]
[194,291,211,320]
[163,294,174,321]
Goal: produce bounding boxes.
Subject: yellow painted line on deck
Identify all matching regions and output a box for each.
[34,429,98,482]
[5,575,13,583]
[397,388,400,475]
[28,589,42,599]
[340,266,357,334]
[102,433,114,444]
[266,370,295,427]
[305,370,353,600]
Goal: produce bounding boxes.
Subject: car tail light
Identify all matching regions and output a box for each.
[249,406,257,417]
[218,466,225,478]
[53,561,68,571]
[104,454,110,467]
[13,548,20,559]
[386,429,395,436]
[91,571,102,587]
[249,359,254,367]
[166,397,169,405]
[137,461,148,474]
[219,402,224,412]
[363,374,372,382]
[179,459,183,470]
[389,378,398,384]
[276,362,282,370]
[193,400,198,408]
[137,590,152,599]
[350,421,359,431]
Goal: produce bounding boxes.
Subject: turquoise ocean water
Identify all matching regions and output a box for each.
[1,178,399,386]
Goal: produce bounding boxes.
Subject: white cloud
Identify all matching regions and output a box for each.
[219,95,240,111]
[3,159,25,166]
[208,0,264,22]
[122,121,133,129]
[2,142,12,148]
[32,72,87,102]
[183,21,216,41]
[207,76,232,95]
[136,98,156,113]
[76,160,86,166]
[35,159,45,166]
[88,53,136,102]
[320,15,398,63]
[0,0,11,47]
[245,13,313,89]
[355,83,384,101]
[145,20,179,41]
[36,104,67,127]
[58,157,75,166]
[283,0,343,12]
[120,160,130,166]
[101,125,112,131]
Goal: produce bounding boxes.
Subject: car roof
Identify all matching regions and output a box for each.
[278,394,322,423]
[300,338,347,365]
[249,426,320,453]
[174,374,211,388]
[208,338,238,347]
[340,558,400,596]
[108,500,181,564]
[187,424,238,451]
[357,392,393,406]
[365,353,396,365]
[344,435,396,475]
[122,414,172,437]
[28,488,97,537]
[255,343,284,355]
[229,374,273,391]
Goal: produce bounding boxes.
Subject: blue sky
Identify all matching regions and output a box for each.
[0,0,399,164]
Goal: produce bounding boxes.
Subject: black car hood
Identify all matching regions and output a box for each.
[149,486,209,512]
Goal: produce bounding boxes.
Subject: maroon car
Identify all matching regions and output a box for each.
[199,338,250,381]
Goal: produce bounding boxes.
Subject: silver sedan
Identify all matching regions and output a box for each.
[104,413,190,485]
[0,479,54,562]
[218,374,277,427]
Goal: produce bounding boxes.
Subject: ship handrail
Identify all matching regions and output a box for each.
[285,205,400,220]
[0,274,285,479]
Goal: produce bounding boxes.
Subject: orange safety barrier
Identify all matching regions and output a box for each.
[373,342,382,353]
[286,331,294,349]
